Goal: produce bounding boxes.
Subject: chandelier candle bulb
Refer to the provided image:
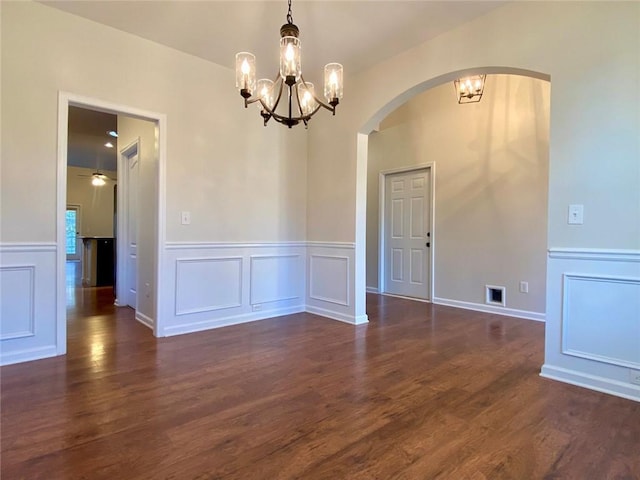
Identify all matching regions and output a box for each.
[324,63,343,105]
[280,36,301,84]
[235,52,256,98]
[298,82,317,116]
[256,79,275,110]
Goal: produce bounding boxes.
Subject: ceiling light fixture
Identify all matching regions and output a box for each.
[106,130,118,138]
[454,75,486,104]
[235,0,343,128]
[104,142,114,148]
[91,173,107,186]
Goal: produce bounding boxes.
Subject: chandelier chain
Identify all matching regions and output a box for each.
[287,0,293,24]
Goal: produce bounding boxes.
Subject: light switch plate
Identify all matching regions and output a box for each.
[181,211,191,225]
[568,204,584,225]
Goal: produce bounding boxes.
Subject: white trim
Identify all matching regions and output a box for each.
[116,138,140,313]
[540,364,640,403]
[366,286,380,294]
[249,254,301,259]
[0,243,57,253]
[378,163,435,301]
[549,248,640,262]
[0,345,59,366]
[433,296,545,322]
[379,292,431,303]
[163,305,305,336]
[306,305,369,325]
[135,311,154,330]
[57,92,167,350]
[306,241,356,249]
[165,241,308,250]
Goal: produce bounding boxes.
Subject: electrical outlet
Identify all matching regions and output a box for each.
[519,281,529,294]
[630,369,640,386]
[252,304,262,312]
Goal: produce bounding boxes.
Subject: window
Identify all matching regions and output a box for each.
[66,205,81,261]
[66,209,77,254]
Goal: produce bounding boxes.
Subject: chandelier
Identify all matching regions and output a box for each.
[454,75,486,104]
[235,0,343,128]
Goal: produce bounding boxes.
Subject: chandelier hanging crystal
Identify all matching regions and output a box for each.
[235,0,343,128]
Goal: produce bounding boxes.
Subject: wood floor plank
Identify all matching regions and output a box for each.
[1,286,639,479]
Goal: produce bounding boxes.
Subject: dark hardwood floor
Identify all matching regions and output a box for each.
[1,275,639,479]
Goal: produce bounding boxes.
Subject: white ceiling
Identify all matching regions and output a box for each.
[68,107,118,173]
[43,1,505,77]
[51,1,505,172]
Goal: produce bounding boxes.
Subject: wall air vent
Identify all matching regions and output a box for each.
[486,285,506,307]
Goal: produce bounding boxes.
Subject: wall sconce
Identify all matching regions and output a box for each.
[454,75,486,104]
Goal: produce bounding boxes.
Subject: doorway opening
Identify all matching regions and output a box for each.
[56,92,166,354]
[358,68,551,320]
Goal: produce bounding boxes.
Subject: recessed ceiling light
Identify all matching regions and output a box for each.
[104,142,114,148]
[107,130,118,138]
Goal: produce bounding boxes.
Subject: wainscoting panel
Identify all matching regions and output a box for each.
[161,243,306,336]
[562,274,640,369]
[310,255,349,306]
[307,243,365,324]
[542,248,640,402]
[250,254,303,306]
[175,257,243,315]
[0,244,58,365]
[0,266,35,340]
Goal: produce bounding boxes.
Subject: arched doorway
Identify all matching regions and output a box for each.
[354,67,551,320]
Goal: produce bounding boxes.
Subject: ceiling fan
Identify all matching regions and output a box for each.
[77,170,116,186]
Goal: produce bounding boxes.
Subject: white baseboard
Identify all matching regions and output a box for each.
[433,297,545,322]
[305,305,369,325]
[540,364,640,403]
[0,345,58,366]
[366,286,379,294]
[162,305,305,337]
[135,312,154,330]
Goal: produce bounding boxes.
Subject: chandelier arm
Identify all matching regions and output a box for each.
[294,83,305,118]
[254,75,285,120]
[299,75,337,114]
[271,77,285,112]
[310,95,336,114]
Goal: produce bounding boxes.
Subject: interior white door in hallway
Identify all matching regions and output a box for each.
[384,168,431,300]
[124,147,138,308]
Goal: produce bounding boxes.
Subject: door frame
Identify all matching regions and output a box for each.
[56,91,167,351]
[115,138,140,309]
[378,163,435,301]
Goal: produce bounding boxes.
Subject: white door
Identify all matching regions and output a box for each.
[384,168,431,299]
[125,150,138,308]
